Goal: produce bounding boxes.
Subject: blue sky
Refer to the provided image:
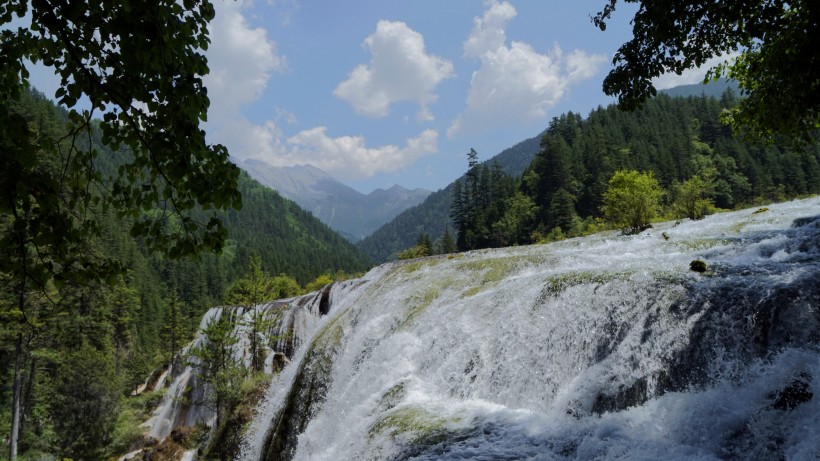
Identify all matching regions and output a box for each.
[27,1,724,194]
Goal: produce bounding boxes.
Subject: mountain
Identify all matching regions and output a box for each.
[144,197,820,460]
[240,160,431,242]
[356,133,544,262]
[660,77,740,99]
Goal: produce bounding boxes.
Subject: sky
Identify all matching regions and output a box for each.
[26,0,724,194]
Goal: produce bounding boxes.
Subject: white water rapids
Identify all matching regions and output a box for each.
[147,198,820,460]
[237,197,819,460]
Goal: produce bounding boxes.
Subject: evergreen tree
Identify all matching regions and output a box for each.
[439,229,457,254]
[191,313,245,431]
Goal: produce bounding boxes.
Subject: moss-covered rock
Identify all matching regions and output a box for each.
[689,259,708,273]
[368,406,452,446]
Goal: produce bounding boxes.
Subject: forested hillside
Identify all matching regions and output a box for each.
[452,91,820,252]
[357,133,543,262]
[362,90,820,262]
[0,90,370,459]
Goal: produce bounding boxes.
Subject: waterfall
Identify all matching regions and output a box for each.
[242,197,820,460]
[141,282,350,443]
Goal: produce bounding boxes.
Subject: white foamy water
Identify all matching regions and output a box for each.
[240,197,820,460]
[142,282,350,443]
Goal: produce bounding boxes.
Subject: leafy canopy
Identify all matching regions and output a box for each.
[1,0,241,263]
[594,0,820,144]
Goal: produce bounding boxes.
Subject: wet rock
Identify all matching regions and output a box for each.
[770,372,813,410]
[690,259,708,273]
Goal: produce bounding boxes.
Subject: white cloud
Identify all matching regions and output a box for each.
[462,0,516,58]
[205,0,286,119]
[204,3,438,181]
[652,53,740,90]
[269,128,439,180]
[334,20,454,122]
[448,0,607,138]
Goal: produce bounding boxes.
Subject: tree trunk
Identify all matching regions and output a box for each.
[20,355,36,442]
[10,333,23,461]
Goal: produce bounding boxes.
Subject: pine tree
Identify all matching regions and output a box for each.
[439,229,457,254]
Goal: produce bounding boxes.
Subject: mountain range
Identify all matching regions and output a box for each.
[356,132,544,262]
[239,160,431,242]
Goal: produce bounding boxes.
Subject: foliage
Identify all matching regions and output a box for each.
[594,0,820,144]
[397,234,435,260]
[190,313,246,431]
[671,174,716,221]
[2,2,238,458]
[438,229,457,254]
[451,152,517,251]
[51,343,121,460]
[453,92,820,250]
[304,274,334,293]
[492,192,537,246]
[357,134,543,263]
[601,170,664,234]
[0,91,371,459]
[2,0,242,258]
[225,255,277,307]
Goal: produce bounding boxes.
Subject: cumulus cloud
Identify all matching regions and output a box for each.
[448,0,607,138]
[652,53,740,90]
[204,3,439,181]
[203,1,290,167]
[462,0,515,58]
[205,0,286,120]
[334,20,454,122]
[266,128,439,180]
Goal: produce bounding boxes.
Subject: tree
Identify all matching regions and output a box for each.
[191,313,245,431]
[2,0,241,258]
[672,174,715,221]
[601,170,664,234]
[51,343,121,460]
[224,255,276,308]
[225,256,277,373]
[396,234,434,260]
[438,229,457,254]
[2,3,239,457]
[416,234,433,257]
[594,0,820,143]
[547,188,578,234]
[161,290,188,364]
[492,192,537,246]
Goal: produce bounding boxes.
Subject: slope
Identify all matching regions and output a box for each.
[356,133,543,262]
[240,160,431,241]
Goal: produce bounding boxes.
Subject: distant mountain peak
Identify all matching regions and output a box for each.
[238,159,432,242]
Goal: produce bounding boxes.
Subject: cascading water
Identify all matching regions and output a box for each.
[141,283,344,444]
[242,198,820,461]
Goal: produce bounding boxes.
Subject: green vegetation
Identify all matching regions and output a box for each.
[357,134,543,262]
[369,406,451,445]
[386,92,820,259]
[0,91,369,459]
[601,170,664,234]
[189,313,245,436]
[595,0,819,144]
